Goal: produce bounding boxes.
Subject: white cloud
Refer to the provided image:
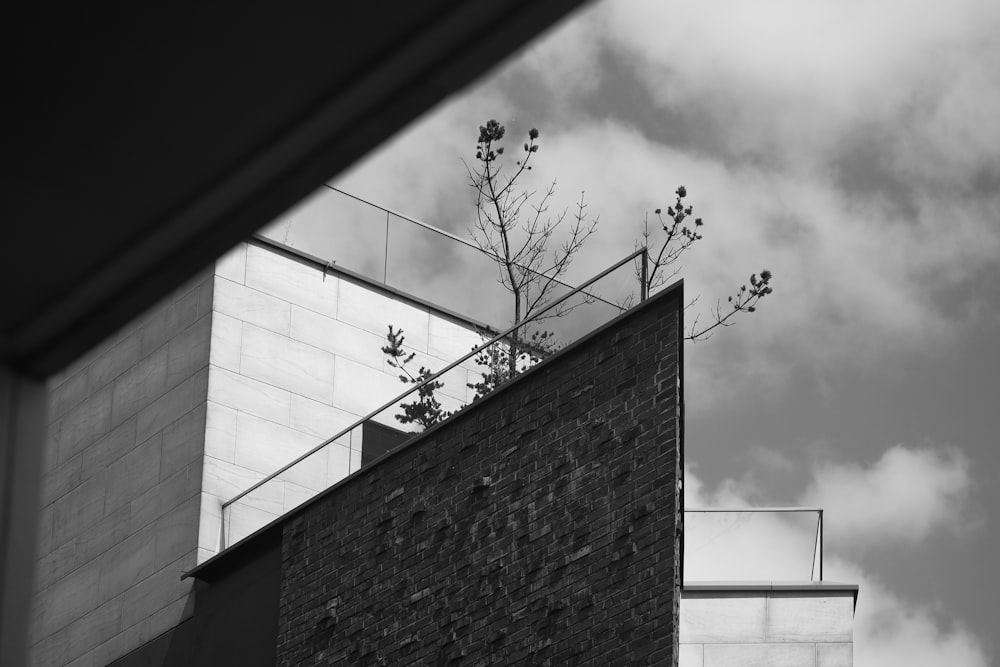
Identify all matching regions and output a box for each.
[260,0,1000,404]
[510,6,605,102]
[268,104,999,403]
[592,0,1000,167]
[802,444,973,545]
[331,88,513,221]
[262,0,1000,408]
[827,559,992,667]
[685,461,820,581]
[519,119,993,400]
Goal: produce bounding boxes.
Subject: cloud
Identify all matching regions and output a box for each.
[324,86,522,236]
[497,0,1000,375]
[686,443,978,572]
[263,0,1000,404]
[828,559,992,667]
[802,444,973,545]
[685,454,990,666]
[685,471,823,581]
[592,0,1000,165]
[514,119,997,402]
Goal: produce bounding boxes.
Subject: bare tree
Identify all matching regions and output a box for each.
[380,123,775,430]
[638,185,774,340]
[467,120,598,377]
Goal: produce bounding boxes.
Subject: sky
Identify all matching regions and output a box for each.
[264,1,999,663]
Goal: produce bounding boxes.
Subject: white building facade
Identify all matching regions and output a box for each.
[33,237,486,665]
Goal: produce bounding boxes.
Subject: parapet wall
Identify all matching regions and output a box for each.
[679,585,856,667]
[275,284,685,665]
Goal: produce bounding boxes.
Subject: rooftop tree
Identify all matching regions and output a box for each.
[383,119,775,428]
[467,119,597,380]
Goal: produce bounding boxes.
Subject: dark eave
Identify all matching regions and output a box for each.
[3,0,588,378]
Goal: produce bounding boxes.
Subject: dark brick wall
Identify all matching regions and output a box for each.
[276,286,684,666]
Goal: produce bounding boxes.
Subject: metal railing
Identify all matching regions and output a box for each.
[683,507,824,582]
[263,185,632,329]
[220,247,650,548]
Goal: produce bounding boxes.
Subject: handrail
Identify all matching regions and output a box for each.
[685,506,823,513]
[323,185,626,312]
[222,247,648,512]
[325,185,486,258]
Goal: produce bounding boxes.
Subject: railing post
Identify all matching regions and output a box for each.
[640,250,648,302]
[819,509,824,581]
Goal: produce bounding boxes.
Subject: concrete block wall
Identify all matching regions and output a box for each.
[275,285,684,665]
[33,270,214,666]
[29,236,545,665]
[202,240,486,550]
[679,587,855,667]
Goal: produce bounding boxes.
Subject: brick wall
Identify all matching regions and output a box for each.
[275,285,684,665]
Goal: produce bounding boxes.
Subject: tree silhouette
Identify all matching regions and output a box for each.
[382,120,776,429]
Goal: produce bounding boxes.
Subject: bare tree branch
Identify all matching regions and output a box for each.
[382,134,778,430]
[468,120,597,377]
[632,185,775,341]
[686,270,774,341]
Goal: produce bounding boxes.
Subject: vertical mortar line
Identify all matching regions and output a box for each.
[235,321,244,375]
[819,509,824,582]
[764,588,770,645]
[333,269,342,322]
[384,211,390,284]
[810,510,820,581]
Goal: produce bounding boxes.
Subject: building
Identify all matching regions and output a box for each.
[33,225,855,665]
[679,507,857,666]
[3,5,589,662]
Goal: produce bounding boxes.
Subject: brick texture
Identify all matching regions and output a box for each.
[275,286,684,666]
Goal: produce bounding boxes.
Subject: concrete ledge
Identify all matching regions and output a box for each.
[684,581,859,610]
[684,581,858,592]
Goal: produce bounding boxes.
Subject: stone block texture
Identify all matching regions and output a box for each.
[679,589,855,667]
[275,286,684,665]
[32,238,494,666]
[34,269,212,666]
[203,241,485,551]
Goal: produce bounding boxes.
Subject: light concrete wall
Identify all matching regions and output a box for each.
[30,238,494,665]
[679,587,855,667]
[201,241,486,550]
[32,270,213,666]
